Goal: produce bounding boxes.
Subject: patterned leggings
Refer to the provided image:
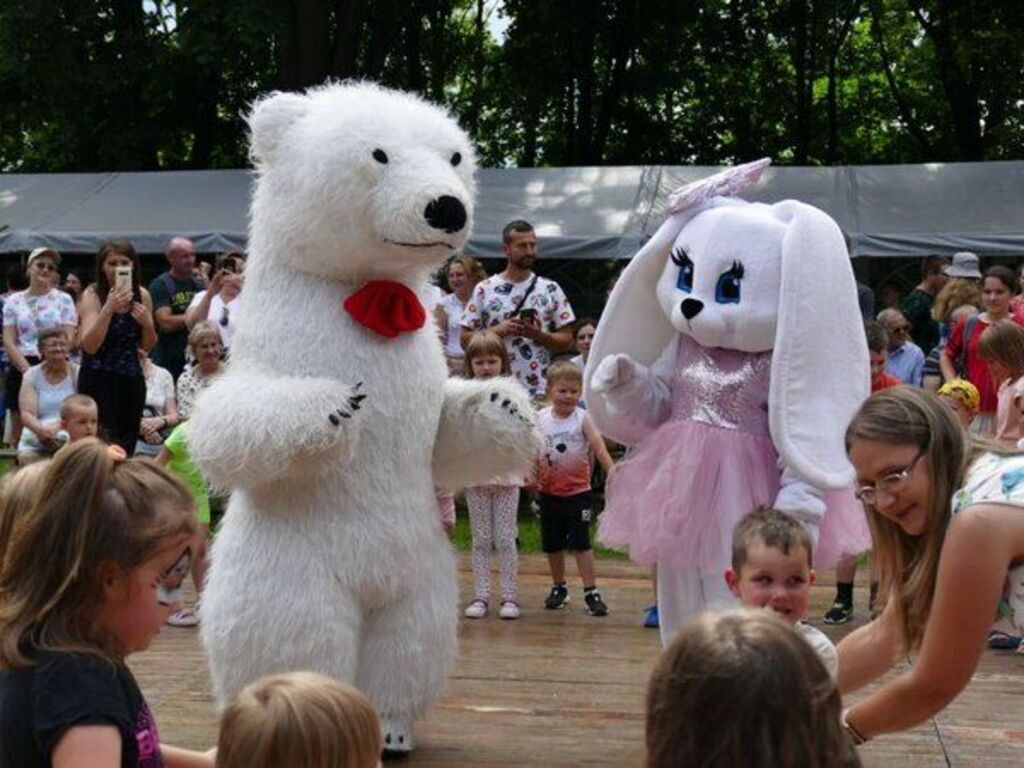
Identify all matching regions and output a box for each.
[466,485,520,603]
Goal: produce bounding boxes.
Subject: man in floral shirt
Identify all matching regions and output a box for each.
[461,221,575,399]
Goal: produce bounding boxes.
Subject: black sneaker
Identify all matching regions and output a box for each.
[823,600,853,625]
[544,584,569,610]
[584,590,609,617]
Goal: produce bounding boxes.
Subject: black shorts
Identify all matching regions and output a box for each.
[5,355,40,413]
[539,492,593,553]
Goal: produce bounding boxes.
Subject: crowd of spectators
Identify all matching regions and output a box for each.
[0,237,236,463]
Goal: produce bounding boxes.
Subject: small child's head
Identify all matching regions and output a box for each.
[465,330,509,379]
[725,507,814,625]
[0,439,197,667]
[0,462,50,571]
[217,671,382,768]
[646,610,858,768]
[545,360,583,413]
[978,320,1024,382]
[864,321,889,379]
[60,393,99,442]
[936,378,980,428]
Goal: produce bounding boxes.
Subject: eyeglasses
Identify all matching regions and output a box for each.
[219,305,230,327]
[854,450,925,505]
[157,547,192,606]
[892,324,911,334]
[33,262,57,272]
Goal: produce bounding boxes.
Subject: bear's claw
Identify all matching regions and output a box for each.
[380,716,414,754]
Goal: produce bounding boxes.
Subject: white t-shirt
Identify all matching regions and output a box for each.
[796,622,838,677]
[461,274,575,399]
[17,363,78,452]
[438,292,466,359]
[187,290,241,351]
[143,363,175,416]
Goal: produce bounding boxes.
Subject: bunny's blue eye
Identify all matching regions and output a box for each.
[715,261,744,304]
[671,248,693,293]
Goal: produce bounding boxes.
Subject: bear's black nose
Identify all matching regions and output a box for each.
[424,196,467,234]
[680,298,704,320]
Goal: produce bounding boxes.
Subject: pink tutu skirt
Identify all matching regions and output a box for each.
[599,420,871,571]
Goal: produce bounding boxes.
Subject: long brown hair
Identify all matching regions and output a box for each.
[217,671,382,768]
[93,238,142,303]
[646,610,859,768]
[0,439,196,668]
[978,320,1024,379]
[0,462,50,573]
[844,387,1010,650]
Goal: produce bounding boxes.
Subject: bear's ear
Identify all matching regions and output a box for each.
[247,91,310,165]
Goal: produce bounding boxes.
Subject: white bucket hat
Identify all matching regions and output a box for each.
[943,251,981,279]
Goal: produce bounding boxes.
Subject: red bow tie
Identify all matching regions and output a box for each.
[343,280,427,338]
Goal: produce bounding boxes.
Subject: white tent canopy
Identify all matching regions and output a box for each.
[0,161,1021,259]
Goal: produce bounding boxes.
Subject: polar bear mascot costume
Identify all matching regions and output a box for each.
[189,82,539,752]
[585,159,870,645]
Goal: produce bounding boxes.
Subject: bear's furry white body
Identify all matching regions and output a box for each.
[189,83,538,752]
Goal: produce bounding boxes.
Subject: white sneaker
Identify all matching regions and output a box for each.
[464,600,488,619]
[499,601,520,620]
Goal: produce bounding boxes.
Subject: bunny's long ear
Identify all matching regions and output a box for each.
[768,200,869,489]
[584,211,685,442]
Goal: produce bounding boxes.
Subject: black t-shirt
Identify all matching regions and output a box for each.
[148,272,204,375]
[0,650,164,767]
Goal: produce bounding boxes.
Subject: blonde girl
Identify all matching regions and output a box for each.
[977,320,1024,447]
[462,330,522,620]
[646,610,859,768]
[839,388,1024,742]
[217,671,382,768]
[0,438,214,767]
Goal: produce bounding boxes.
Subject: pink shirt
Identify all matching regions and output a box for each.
[995,375,1024,447]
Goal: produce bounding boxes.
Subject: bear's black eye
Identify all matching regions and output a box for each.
[451,152,462,167]
[372,148,388,164]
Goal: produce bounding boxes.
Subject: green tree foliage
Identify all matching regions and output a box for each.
[0,0,1020,171]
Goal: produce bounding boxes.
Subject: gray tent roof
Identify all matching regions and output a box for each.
[0,162,1021,259]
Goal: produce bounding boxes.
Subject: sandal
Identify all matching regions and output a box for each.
[166,607,199,627]
[986,629,1021,650]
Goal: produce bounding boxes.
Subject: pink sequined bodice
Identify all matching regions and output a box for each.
[670,333,772,436]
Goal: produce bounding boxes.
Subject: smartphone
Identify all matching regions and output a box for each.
[518,308,538,323]
[114,266,132,293]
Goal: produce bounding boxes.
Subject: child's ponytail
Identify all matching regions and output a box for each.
[0,439,196,668]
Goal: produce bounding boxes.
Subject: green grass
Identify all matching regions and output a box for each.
[450,497,628,559]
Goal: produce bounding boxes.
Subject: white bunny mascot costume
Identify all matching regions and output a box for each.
[586,159,870,645]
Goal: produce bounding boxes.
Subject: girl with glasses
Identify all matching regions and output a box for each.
[837,387,1024,744]
[0,439,215,767]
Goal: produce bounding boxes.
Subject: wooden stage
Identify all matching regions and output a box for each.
[133,554,1023,766]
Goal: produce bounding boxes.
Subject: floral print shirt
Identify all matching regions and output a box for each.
[2,289,77,357]
[461,274,574,399]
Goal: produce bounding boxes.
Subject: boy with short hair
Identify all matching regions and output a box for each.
[725,507,837,675]
[59,394,99,443]
[536,361,616,616]
[866,321,900,392]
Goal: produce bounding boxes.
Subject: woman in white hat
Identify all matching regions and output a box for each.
[1,248,77,447]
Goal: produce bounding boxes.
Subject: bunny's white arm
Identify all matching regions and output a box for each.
[774,465,826,547]
[590,341,677,446]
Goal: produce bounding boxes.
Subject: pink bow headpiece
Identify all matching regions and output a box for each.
[665,157,771,215]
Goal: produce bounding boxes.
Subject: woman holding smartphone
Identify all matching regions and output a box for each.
[78,239,157,454]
